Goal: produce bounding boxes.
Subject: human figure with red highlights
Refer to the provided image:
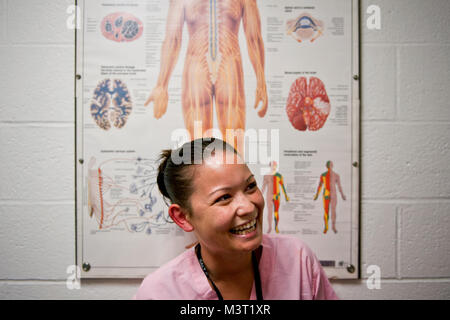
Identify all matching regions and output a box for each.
[313,161,346,234]
[261,161,289,234]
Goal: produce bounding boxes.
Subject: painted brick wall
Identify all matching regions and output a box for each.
[0,0,449,299]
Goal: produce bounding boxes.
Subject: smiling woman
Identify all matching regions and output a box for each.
[134,138,337,300]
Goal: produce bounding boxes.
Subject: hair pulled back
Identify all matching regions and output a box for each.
[156,138,238,213]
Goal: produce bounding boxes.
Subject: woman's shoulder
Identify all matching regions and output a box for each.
[261,234,322,274]
[134,248,199,300]
[262,233,316,257]
[261,234,338,300]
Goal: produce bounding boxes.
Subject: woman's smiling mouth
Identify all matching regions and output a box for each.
[229,218,258,235]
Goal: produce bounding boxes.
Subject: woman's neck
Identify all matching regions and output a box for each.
[199,244,253,281]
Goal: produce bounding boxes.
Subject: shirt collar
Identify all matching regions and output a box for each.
[189,234,275,299]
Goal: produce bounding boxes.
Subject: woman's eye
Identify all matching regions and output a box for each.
[215,194,231,203]
[247,182,257,191]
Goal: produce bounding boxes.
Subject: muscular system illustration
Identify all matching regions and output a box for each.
[145,0,268,153]
[313,161,346,234]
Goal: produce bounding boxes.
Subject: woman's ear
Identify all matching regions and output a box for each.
[168,204,194,232]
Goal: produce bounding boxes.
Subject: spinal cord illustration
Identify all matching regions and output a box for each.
[145,0,268,153]
[286,12,324,43]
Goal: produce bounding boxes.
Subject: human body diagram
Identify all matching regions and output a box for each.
[313,161,346,234]
[145,0,268,154]
[261,161,289,234]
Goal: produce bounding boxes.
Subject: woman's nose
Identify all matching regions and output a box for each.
[235,192,255,216]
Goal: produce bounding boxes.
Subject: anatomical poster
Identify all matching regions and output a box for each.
[76,0,360,279]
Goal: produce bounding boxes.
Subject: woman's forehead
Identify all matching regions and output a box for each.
[193,157,252,190]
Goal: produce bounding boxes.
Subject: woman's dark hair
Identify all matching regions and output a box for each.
[156,138,239,213]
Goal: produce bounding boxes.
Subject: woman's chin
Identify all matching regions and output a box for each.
[228,222,263,251]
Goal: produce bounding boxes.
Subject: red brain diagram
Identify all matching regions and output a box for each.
[101,12,143,42]
[286,77,331,131]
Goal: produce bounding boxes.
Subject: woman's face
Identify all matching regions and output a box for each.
[187,150,265,255]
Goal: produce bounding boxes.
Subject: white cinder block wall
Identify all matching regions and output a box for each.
[0,0,449,299]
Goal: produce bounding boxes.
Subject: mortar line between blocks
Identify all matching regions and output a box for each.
[396,207,402,280]
[1,1,6,45]
[363,198,450,203]
[361,120,450,125]
[394,45,399,121]
[363,42,450,47]
[3,43,75,48]
[5,0,8,46]
[0,200,75,206]
[0,122,74,128]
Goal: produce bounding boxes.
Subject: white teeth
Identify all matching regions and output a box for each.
[234,224,256,235]
[230,219,257,234]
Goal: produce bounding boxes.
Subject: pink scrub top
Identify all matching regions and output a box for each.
[134,234,338,300]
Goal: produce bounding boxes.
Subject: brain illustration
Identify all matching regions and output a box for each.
[101,12,143,42]
[90,79,132,130]
[286,77,331,131]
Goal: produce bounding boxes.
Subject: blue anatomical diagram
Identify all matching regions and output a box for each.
[293,16,318,31]
[286,13,324,43]
[105,21,113,33]
[101,12,143,42]
[121,20,140,40]
[115,16,123,28]
[88,157,170,234]
[90,79,132,130]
